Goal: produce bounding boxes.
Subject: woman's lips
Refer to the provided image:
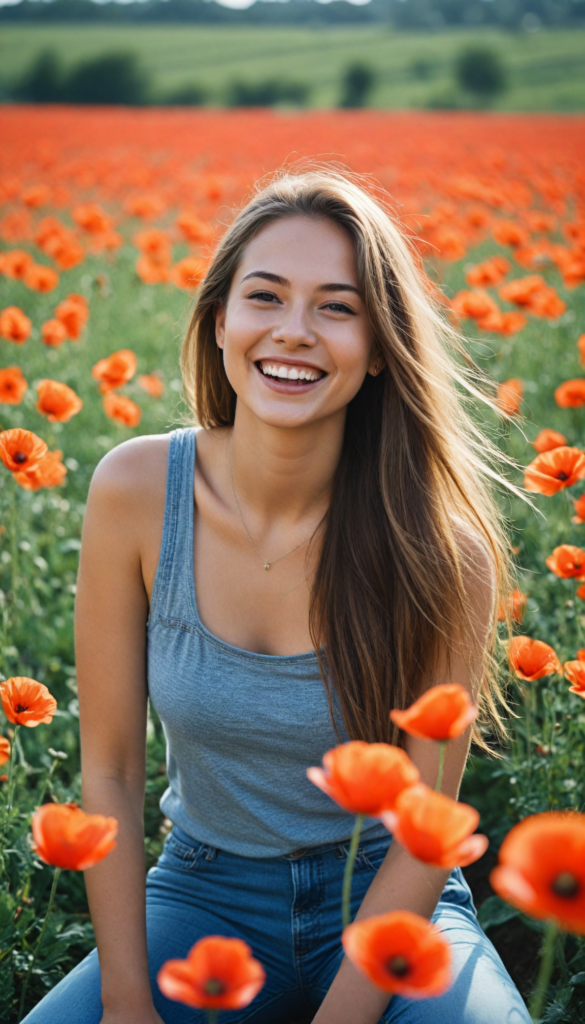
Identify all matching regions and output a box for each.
[255,361,326,394]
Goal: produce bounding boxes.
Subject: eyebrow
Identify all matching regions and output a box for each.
[241,270,360,295]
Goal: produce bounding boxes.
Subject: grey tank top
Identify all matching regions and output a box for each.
[147,427,388,857]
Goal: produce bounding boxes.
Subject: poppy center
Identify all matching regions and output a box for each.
[557,472,569,481]
[13,452,27,464]
[204,978,225,996]
[386,955,410,978]
[15,704,28,714]
[551,871,580,899]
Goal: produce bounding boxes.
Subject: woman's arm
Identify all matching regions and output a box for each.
[312,531,497,1024]
[75,438,167,1023]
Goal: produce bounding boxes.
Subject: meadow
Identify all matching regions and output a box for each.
[0,25,585,109]
[0,105,585,1021]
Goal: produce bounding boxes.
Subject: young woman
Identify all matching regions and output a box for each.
[24,171,531,1024]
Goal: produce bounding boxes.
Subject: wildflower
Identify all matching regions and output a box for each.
[92,349,137,393]
[24,264,59,293]
[103,393,141,428]
[0,249,33,280]
[0,735,10,766]
[136,255,169,285]
[545,544,585,579]
[14,449,67,491]
[342,910,452,999]
[0,367,27,405]
[22,184,51,208]
[157,936,266,1011]
[176,211,215,244]
[465,257,509,288]
[32,802,118,870]
[0,428,48,472]
[41,319,68,348]
[390,683,477,742]
[531,429,567,454]
[73,203,112,235]
[493,221,530,248]
[573,495,585,524]
[497,379,522,416]
[555,380,585,409]
[138,373,164,398]
[36,380,83,423]
[170,256,208,291]
[507,636,562,681]
[563,661,585,699]
[524,447,585,496]
[0,677,57,726]
[0,306,32,343]
[54,294,89,340]
[497,589,527,624]
[490,812,585,935]
[381,784,488,869]
[578,334,585,367]
[307,741,420,818]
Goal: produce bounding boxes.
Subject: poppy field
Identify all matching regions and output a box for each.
[1,106,585,1021]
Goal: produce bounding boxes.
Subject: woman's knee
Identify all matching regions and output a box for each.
[20,949,103,1024]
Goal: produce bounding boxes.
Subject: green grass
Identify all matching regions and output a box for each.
[0,24,584,109]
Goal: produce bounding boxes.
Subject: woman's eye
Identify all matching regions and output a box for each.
[247,291,279,303]
[324,302,355,315]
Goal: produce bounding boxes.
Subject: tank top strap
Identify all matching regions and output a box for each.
[149,426,196,620]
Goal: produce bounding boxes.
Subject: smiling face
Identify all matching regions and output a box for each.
[215,215,380,430]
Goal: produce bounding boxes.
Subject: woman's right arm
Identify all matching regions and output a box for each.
[75,439,167,1024]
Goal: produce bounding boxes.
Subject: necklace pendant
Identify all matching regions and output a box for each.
[264,561,270,571]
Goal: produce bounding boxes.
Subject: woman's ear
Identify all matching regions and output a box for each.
[367,352,385,377]
[215,304,226,350]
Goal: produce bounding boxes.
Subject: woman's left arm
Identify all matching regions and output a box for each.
[313,533,497,1024]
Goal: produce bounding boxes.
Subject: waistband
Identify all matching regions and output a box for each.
[170,824,393,862]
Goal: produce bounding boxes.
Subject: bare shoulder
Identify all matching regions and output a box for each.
[451,515,497,600]
[89,433,171,510]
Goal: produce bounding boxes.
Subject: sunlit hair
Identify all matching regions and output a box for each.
[182,168,521,750]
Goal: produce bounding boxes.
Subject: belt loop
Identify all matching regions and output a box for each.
[204,846,218,861]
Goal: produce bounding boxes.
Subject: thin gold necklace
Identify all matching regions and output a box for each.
[228,445,315,571]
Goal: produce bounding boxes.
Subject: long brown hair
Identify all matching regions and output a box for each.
[181,168,521,749]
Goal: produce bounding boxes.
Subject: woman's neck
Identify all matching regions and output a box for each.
[226,401,346,526]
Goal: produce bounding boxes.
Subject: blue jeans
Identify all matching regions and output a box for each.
[23,827,530,1023]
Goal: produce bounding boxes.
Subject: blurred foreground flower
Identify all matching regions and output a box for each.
[381,784,488,869]
[158,936,265,1018]
[342,910,452,1000]
[390,683,476,743]
[32,802,118,871]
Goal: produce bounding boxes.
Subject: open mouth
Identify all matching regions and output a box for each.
[256,360,326,388]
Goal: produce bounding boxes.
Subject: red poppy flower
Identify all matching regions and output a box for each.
[54,294,89,340]
[524,447,585,496]
[157,936,266,1010]
[0,676,57,726]
[0,735,10,766]
[307,741,420,817]
[0,306,32,343]
[572,495,585,524]
[507,636,562,681]
[497,379,522,416]
[497,590,527,624]
[545,545,585,580]
[103,393,141,428]
[41,319,68,348]
[24,264,59,293]
[36,380,83,423]
[13,448,67,491]
[0,428,48,473]
[563,661,585,699]
[381,784,488,869]
[138,373,164,398]
[92,349,137,393]
[555,380,585,409]
[531,429,567,454]
[490,812,585,935]
[32,802,118,870]
[0,367,27,406]
[342,910,452,999]
[390,683,477,742]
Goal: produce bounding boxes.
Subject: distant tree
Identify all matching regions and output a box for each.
[226,79,309,107]
[454,46,507,104]
[163,82,208,106]
[338,62,376,108]
[12,50,63,102]
[62,52,149,105]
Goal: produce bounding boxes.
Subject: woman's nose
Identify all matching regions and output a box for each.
[271,302,316,348]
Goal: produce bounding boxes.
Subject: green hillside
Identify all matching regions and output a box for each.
[0,25,584,110]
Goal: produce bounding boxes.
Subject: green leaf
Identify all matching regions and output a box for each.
[478,895,520,931]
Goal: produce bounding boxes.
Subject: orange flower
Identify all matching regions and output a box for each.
[176,211,215,244]
[73,203,112,235]
[54,294,89,340]
[170,256,208,291]
[451,288,499,322]
[507,636,562,681]
[13,449,67,491]
[133,228,172,260]
[307,741,420,817]
[22,183,51,208]
[493,221,530,248]
[545,544,585,580]
[24,264,59,293]
[0,367,27,405]
[490,812,585,935]
[497,379,522,416]
[41,319,68,348]
[0,249,34,280]
[103,393,141,428]
[138,373,164,398]
[555,380,585,409]
[390,683,477,742]
[572,494,585,524]
[136,255,169,285]
[157,936,266,1011]
[497,589,527,624]
[342,910,452,999]
[578,334,585,367]
[524,447,585,496]
[0,676,57,727]
[0,306,32,343]
[0,735,10,766]
[36,380,83,423]
[92,349,137,393]
[381,784,488,869]
[465,257,509,288]
[563,661,585,699]
[32,802,118,871]
[532,429,567,454]
[499,274,546,307]
[0,428,48,472]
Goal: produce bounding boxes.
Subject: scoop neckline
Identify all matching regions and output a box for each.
[184,427,320,665]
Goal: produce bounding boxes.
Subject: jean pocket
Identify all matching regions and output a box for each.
[338,835,392,873]
[158,829,212,873]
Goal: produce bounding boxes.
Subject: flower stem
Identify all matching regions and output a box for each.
[529,919,557,1022]
[207,1011,218,1024]
[342,814,364,930]
[435,742,446,792]
[9,477,18,602]
[18,867,61,1022]
[6,724,19,814]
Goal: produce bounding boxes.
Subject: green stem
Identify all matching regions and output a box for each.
[6,724,18,814]
[207,1010,218,1024]
[9,478,18,603]
[435,742,446,792]
[529,919,557,1022]
[18,867,61,1022]
[35,759,58,811]
[342,814,364,930]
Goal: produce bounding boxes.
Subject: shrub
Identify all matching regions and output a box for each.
[338,62,376,109]
[226,78,309,107]
[61,52,149,105]
[454,46,507,104]
[163,82,208,106]
[11,50,64,103]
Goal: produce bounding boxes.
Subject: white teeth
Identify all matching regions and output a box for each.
[259,362,323,382]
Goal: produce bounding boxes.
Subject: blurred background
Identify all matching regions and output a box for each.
[0,0,583,112]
